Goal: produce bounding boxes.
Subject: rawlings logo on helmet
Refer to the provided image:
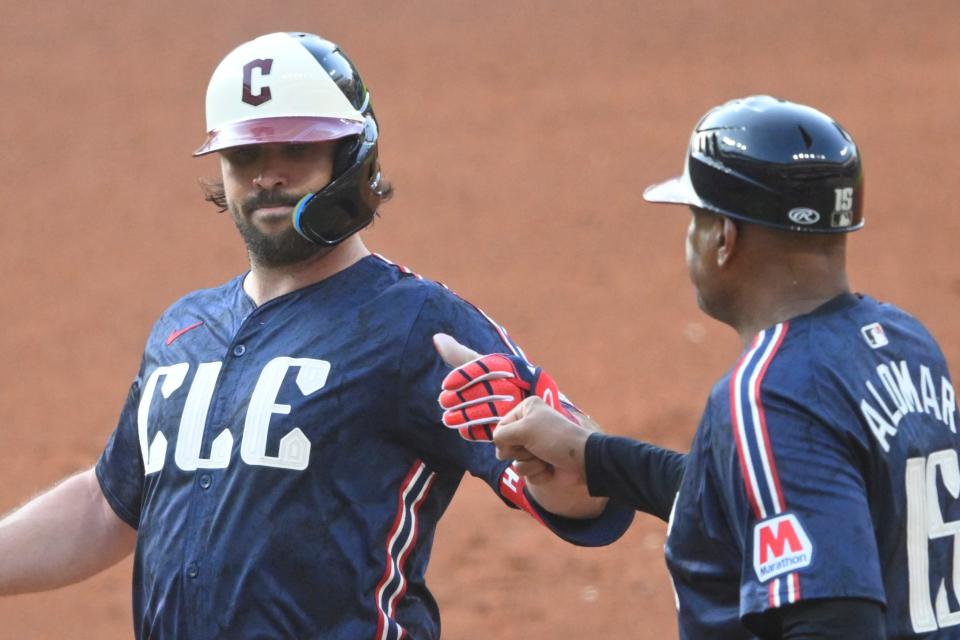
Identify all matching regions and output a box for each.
[787,208,821,225]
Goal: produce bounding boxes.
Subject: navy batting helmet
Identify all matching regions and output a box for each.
[195,32,391,246]
[644,95,863,233]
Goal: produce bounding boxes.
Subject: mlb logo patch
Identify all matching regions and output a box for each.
[861,322,889,349]
[753,513,813,582]
[831,209,853,228]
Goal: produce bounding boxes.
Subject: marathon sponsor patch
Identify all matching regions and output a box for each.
[752,513,813,582]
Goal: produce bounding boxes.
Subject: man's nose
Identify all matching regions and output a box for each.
[253,158,288,190]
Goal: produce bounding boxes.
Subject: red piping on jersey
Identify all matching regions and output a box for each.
[387,472,435,632]
[768,572,802,607]
[732,324,803,609]
[730,334,766,520]
[373,460,436,640]
[729,323,790,519]
[752,323,789,513]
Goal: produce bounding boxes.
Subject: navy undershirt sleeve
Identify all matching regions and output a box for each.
[746,597,886,639]
[584,433,686,522]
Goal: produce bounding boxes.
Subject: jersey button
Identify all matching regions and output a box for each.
[199,474,212,489]
[187,564,199,579]
[233,344,246,357]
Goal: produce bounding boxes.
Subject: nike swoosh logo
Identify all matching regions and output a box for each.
[165,321,204,346]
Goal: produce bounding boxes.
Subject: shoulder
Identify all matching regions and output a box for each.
[371,254,508,332]
[148,274,247,342]
[709,322,801,410]
[369,254,517,355]
[164,275,246,313]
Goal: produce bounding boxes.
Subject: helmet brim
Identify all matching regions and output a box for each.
[193,116,365,156]
[642,175,704,208]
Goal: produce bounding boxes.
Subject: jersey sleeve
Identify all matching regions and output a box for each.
[94,369,145,529]
[718,330,886,621]
[584,433,687,522]
[397,285,633,546]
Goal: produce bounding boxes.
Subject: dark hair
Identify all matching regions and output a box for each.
[199,178,228,212]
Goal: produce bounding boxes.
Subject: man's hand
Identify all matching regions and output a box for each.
[494,396,594,486]
[433,333,606,518]
[433,333,572,441]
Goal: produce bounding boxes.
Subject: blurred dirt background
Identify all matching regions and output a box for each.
[1,1,958,638]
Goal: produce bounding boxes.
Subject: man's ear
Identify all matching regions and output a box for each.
[716,217,738,267]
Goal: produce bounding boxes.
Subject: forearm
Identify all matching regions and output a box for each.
[584,433,686,521]
[0,467,136,595]
[526,479,609,519]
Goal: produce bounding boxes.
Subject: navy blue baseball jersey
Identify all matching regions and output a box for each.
[665,293,960,638]
[95,254,632,639]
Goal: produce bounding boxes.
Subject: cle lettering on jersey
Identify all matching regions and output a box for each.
[137,356,330,474]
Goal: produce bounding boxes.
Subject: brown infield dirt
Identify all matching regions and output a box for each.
[1,2,958,638]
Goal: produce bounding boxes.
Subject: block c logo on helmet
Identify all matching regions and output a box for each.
[242,58,274,106]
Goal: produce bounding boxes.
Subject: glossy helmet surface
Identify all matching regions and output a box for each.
[195,32,391,245]
[644,95,863,232]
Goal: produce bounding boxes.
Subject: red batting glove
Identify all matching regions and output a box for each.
[438,353,574,441]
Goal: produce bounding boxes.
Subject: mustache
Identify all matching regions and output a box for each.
[240,190,304,216]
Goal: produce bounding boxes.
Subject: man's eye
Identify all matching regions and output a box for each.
[286,144,311,156]
[226,147,258,164]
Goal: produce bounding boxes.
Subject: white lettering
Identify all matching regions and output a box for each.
[759,553,810,578]
[941,378,957,433]
[927,451,960,626]
[890,360,922,414]
[906,449,960,632]
[502,464,521,493]
[240,357,330,470]
[878,364,909,415]
[174,362,232,471]
[861,399,894,452]
[138,363,189,475]
[921,366,943,422]
[906,457,936,631]
[867,380,903,427]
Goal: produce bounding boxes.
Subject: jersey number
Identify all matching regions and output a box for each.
[138,357,330,474]
[906,448,960,632]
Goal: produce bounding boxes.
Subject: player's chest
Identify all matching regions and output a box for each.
[665,421,745,568]
[139,312,401,476]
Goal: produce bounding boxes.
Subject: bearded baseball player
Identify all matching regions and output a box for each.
[436,96,960,638]
[0,32,633,639]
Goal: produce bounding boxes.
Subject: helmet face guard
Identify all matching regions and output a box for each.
[644,95,864,233]
[196,32,391,246]
[292,118,389,245]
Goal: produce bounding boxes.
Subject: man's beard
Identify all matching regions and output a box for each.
[228,190,326,268]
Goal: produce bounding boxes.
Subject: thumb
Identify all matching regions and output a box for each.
[493,396,541,448]
[433,333,482,368]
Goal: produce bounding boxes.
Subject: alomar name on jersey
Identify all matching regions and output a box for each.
[138,357,330,474]
[859,358,957,452]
